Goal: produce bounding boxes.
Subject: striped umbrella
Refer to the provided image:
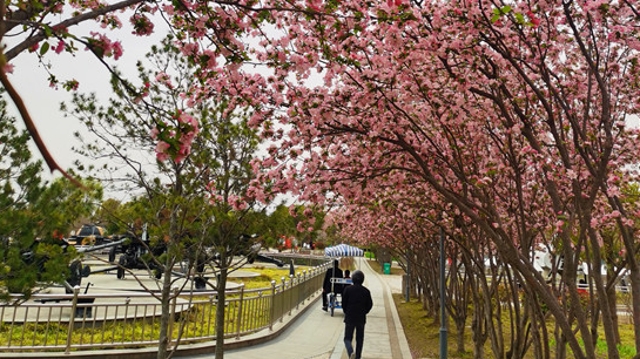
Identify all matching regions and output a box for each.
[324,243,364,257]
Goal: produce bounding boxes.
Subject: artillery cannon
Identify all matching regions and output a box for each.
[181,234,286,290]
[80,228,285,289]
[17,236,126,294]
[245,243,286,267]
[79,224,167,280]
[8,228,286,297]
[110,240,164,280]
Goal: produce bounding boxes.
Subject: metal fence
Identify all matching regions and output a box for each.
[0,262,328,353]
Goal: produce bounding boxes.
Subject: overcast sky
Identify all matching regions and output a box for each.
[3,20,168,199]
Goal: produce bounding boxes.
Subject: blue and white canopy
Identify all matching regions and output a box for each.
[324,243,364,257]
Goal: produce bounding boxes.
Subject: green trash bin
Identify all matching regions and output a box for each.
[383,262,391,274]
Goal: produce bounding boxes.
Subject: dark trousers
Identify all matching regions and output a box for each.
[344,322,365,359]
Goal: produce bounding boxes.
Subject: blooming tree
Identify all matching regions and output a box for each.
[203,1,639,358]
[66,35,262,358]
[0,0,161,184]
[6,0,640,357]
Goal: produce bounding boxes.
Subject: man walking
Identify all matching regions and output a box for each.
[341,270,373,359]
[322,259,343,311]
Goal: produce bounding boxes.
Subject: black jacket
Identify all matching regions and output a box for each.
[322,266,344,293]
[342,283,373,325]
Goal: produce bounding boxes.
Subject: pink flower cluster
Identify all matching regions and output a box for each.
[3,63,14,74]
[150,112,199,163]
[87,32,123,60]
[54,40,65,54]
[130,14,155,36]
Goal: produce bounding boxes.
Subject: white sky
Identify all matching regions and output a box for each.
[3,19,168,199]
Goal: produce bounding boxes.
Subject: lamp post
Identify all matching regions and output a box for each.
[405,248,411,302]
[439,225,447,359]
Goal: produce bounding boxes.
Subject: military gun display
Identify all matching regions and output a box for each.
[13,227,288,296]
[98,228,286,283]
[245,243,286,267]
[86,224,167,280]
[4,223,290,298]
[185,234,286,290]
[18,236,125,294]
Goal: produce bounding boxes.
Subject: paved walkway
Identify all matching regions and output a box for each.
[176,257,411,359]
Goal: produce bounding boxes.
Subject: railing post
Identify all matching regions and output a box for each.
[280,277,286,322]
[269,280,276,330]
[289,274,294,315]
[301,270,307,304]
[235,285,245,339]
[297,273,302,309]
[122,297,130,340]
[65,286,80,354]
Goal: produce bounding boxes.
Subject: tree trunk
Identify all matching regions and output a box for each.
[606,281,620,344]
[628,267,640,353]
[157,266,174,359]
[471,311,486,359]
[455,317,466,354]
[215,266,228,359]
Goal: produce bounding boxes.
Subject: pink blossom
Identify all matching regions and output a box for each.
[3,63,14,74]
[161,4,175,15]
[113,41,123,60]
[86,32,124,60]
[530,17,540,27]
[174,142,191,163]
[156,151,169,162]
[64,79,79,91]
[156,72,170,82]
[130,14,155,36]
[179,113,198,128]
[54,40,65,54]
[155,141,170,161]
[526,10,540,27]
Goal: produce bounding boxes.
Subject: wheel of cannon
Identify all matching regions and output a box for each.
[66,260,83,292]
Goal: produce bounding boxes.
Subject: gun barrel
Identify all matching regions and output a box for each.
[76,238,127,254]
[255,254,284,267]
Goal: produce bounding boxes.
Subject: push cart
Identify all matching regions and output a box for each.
[328,277,352,316]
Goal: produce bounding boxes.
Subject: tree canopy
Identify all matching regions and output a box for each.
[3,1,640,358]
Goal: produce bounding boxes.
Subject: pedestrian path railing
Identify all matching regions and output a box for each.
[0,262,329,353]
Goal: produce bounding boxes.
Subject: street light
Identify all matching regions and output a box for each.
[405,248,411,302]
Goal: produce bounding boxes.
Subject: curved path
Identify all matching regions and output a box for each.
[178,257,412,359]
